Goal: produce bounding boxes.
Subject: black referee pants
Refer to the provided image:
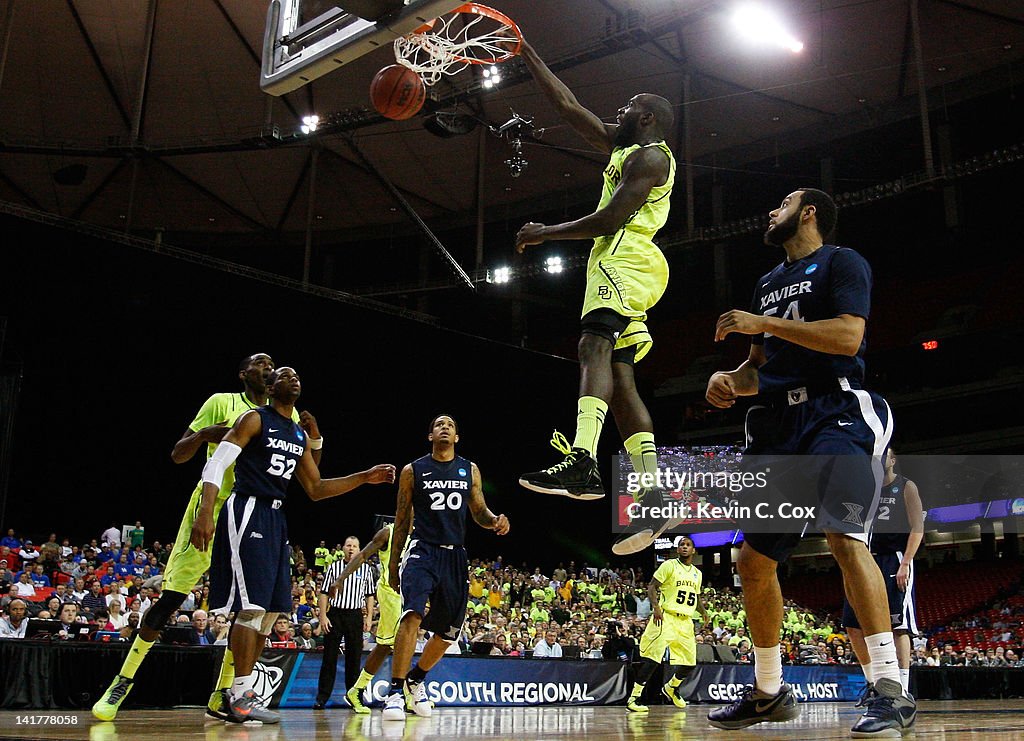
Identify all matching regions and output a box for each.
[316,607,364,704]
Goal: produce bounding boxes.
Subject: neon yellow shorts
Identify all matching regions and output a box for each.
[640,612,697,665]
[582,235,669,363]
[374,582,403,647]
[162,484,230,595]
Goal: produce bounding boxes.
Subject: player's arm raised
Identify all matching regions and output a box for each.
[190,410,262,551]
[706,343,766,409]
[648,576,664,626]
[516,146,669,252]
[294,448,395,502]
[388,465,415,592]
[897,480,925,591]
[468,463,510,535]
[298,410,323,466]
[518,39,615,154]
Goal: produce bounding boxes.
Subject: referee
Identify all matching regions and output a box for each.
[315,535,375,709]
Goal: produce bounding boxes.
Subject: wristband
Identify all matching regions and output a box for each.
[308,436,323,450]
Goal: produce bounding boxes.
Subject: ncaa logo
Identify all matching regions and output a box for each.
[598,285,612,300]
[297,429,304,441]
[458,468,467,477]
[805,264,818,275]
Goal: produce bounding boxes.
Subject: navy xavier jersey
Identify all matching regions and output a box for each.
[871,474,912,554]
[233,406,306,501]
[751,245,872,394]
[411,454,472,546]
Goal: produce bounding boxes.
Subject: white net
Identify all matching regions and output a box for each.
[393,6,518,87]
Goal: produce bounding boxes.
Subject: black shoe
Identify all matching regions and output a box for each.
[855,682,876,708]
[850,677,916,737]
[707,683,800,730]
[519,431,604,500]
[613,487,673,555]
[313,700,326,710]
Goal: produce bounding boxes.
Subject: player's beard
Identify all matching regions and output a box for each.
[614,116,639,148]
[764,209,800,247]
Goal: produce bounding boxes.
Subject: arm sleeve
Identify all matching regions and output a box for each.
[830,248,872,319]
[189,394,224,433]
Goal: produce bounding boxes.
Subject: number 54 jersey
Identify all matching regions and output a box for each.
[655,558,703,619]
[411,454,472,546]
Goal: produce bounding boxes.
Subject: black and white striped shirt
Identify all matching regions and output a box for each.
[324,559,375,610]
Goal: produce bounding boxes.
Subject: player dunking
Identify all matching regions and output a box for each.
[191,366,395,724]
[843,448,924,697]
[513,38,676,507]
[383,415,509,722]
[705,189,915,736]
[627,535,708,713]
[328,518,408,713]
[91,353,322,722]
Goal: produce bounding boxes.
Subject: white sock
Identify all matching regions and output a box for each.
[865,632,900,686]
[229,674,256,702]
[753,645,783,696]
[862,662,874,684]
[899,668,910,693]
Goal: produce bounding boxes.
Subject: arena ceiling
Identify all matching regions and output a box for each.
[0,0,1022,245]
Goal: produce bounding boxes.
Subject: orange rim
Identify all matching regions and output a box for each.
[450,2,522,65]
[412,18,437,35]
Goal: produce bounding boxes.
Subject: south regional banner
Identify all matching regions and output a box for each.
[274,654,628,708]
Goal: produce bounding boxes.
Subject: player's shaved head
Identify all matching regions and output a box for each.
[637,94,674,135]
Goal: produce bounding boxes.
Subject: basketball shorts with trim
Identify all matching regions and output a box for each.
[841,552,918,636]
[581,236,669,364]
[399,539,469,640]
[639,611,697,666]
[741,385,894,564]
[162,483,231,595]
[374,582,403,647]
[209,493,291,615]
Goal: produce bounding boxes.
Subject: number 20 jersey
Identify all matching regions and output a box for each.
[233,406,306,501]
[411,454,472,546]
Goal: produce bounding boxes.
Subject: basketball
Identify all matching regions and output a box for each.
[370,64,426,121]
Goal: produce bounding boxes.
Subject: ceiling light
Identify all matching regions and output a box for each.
[301,114,319,134]
[545,256,563,274]
[733,4,804,53]
[489,266,511,284]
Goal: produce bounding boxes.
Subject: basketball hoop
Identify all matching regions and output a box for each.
[394,3,522,86]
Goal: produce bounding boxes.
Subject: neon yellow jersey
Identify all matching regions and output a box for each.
[377,524,408,593]
[654,559,703,619]
[188,392,300,499]
[594,141,675,248]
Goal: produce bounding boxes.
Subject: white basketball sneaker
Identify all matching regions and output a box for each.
[404,681,432,718]
[382,692,406,722]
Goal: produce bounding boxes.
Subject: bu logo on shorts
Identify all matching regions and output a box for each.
[598,285,612,300]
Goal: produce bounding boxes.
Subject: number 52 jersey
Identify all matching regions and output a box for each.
[654,558,703,618]
[233,406,307,500]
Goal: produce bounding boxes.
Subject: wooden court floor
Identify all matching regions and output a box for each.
[3,701,1024,740]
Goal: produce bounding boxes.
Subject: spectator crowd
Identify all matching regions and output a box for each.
[4,523,1023,672]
